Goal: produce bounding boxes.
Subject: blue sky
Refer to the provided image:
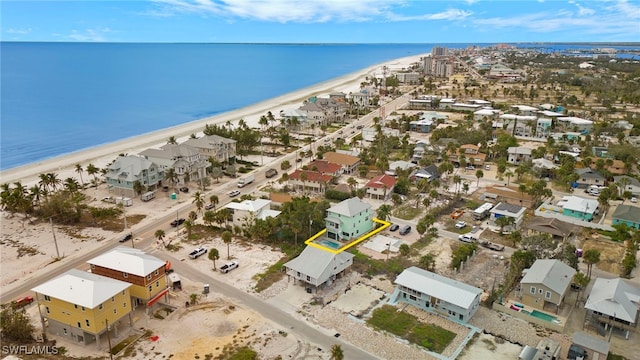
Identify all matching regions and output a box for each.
[2,0,639,43]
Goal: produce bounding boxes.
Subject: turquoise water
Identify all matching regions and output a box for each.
[318,239,340,249]
[522,309,558,322]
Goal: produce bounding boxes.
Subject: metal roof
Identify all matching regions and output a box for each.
[87,247,166,277]
[585,278,640,323]
[572,332,610,355]
[612,204,640,223]
[328,197,371,217]
[32,269,131,309]
[284,246,354,281]
[520,259,576,295]
[395,267,482,310]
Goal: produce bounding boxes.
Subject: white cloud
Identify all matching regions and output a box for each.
[613,0,640,18]
[64,28,112,42]
[6,28,32,35]
[575,3,595,16]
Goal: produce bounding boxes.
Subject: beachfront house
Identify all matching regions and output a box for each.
[507,147,533,165]
[105,155,163,196]
[32,269,133,349]
[520,259,576,312]
[86,247,168,312]
[365,174,397,201]
[182,135,237,165]
[393,267,482,323]
[223,199,281,228]
[410,165,440,183]
[612,205,640,229]
[283,245,354,291]
[139,143,208,185]
[489,202,526,230]
[288,170,332,194]
[322,152,360,175]
[613,176,640,196]
[557,116,593,133]
[325,197,373,242]
[386,160,416,177]
[585,277,640,337]
[575,168,606,189]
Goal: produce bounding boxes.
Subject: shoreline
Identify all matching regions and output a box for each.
[0,53,425,186]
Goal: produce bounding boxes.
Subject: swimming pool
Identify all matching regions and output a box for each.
[317,239,340,249]
[522,309,559,323]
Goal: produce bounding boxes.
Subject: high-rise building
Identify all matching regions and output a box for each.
[432,46,448,57]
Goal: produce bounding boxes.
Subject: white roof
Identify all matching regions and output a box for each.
[225,199,272,212]
[474,109,497,116]
[539,110,564,117]
[520,259,576,295]
[500,114,537,121]
[395,267,482,310]
[328,197,371,217]
[440,98,456,103]
[508,146,532,155]
[562,196,598,214]
[559,116,593,125]
[87,246,166,277]
[32,269,131,309]
[511,105,538,112]
[585,278,640,323]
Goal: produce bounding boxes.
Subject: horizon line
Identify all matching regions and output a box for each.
[2,41,640,46]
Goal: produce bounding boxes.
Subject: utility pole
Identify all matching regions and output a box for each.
[105,319,113,360]
[50,218,60,259]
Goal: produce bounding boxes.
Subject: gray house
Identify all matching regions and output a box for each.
[393,266,482,323]
[575,168,606,189]
[139,143,208,184]
[105,155,163,196]
[182,135,237,165]
[585,277,640,337]
[520,259,576,312]
[613,176,640,196]
[283,246,354,291]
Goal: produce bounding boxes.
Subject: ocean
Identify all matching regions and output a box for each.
[1,42,638,171]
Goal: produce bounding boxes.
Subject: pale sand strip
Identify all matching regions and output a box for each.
[0,54,425,187]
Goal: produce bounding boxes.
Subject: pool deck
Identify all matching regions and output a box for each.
[493,300,567,332]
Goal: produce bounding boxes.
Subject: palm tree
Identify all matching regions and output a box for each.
[192,191,205,214]
[167,136,177,144]
[419,253,436,272]
[504,170,514,186]
[154,229,166,247]
[573,272,589,305]
[495,216,514,235]
[165,168,179,190]
[75,164,85,188]
[184,219,193,240]
[475,169,484,187]
[330,344,344,360]
[222,230,233,259]
[209,195,219,211]
[86,163,99,187]
[583,249,600,279]
[208,248,220,270]
[376,204,392,221]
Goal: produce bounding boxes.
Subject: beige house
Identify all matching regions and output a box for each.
[323,152,361,175]
[520,259,576,312]
[182,135,237,165]
[223,199,281,228]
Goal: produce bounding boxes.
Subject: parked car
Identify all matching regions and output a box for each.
[228,190,241,197]
[450,210,464,219]
[484,164,491,170]
[171,218,186,227]
[179,187,189,193]
[356,125,364,129]
[11,296,34,309]
[205,203,215,210]
[265,168,278,178]
[399,225,411,235]
[458,234,475,243]
[189,247,207,259]
[455,221,467,229]
[220,261,239,274]
[632,197,638,203]
[119,233,133,243]
[389,224,399,232]
[465,165,475,170]
[338,130,343,134]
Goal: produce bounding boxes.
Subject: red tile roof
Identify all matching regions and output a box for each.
[307,160,341,174]
[289,170,333,183]
[366,174,397,189]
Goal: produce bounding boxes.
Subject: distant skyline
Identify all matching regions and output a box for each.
[2,0,639,43]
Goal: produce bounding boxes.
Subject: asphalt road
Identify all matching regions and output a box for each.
[159,251,379,358]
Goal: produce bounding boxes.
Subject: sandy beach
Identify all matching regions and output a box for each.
[0,53,425,187]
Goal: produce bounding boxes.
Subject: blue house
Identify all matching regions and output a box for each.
[560,196,599,221]
[392,267,482,323]
[612,205,640,229]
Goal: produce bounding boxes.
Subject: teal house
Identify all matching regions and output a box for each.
[560,196,599,221]
[612,205,640,229]
[325,198,373,242]
[106,155,163,196]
